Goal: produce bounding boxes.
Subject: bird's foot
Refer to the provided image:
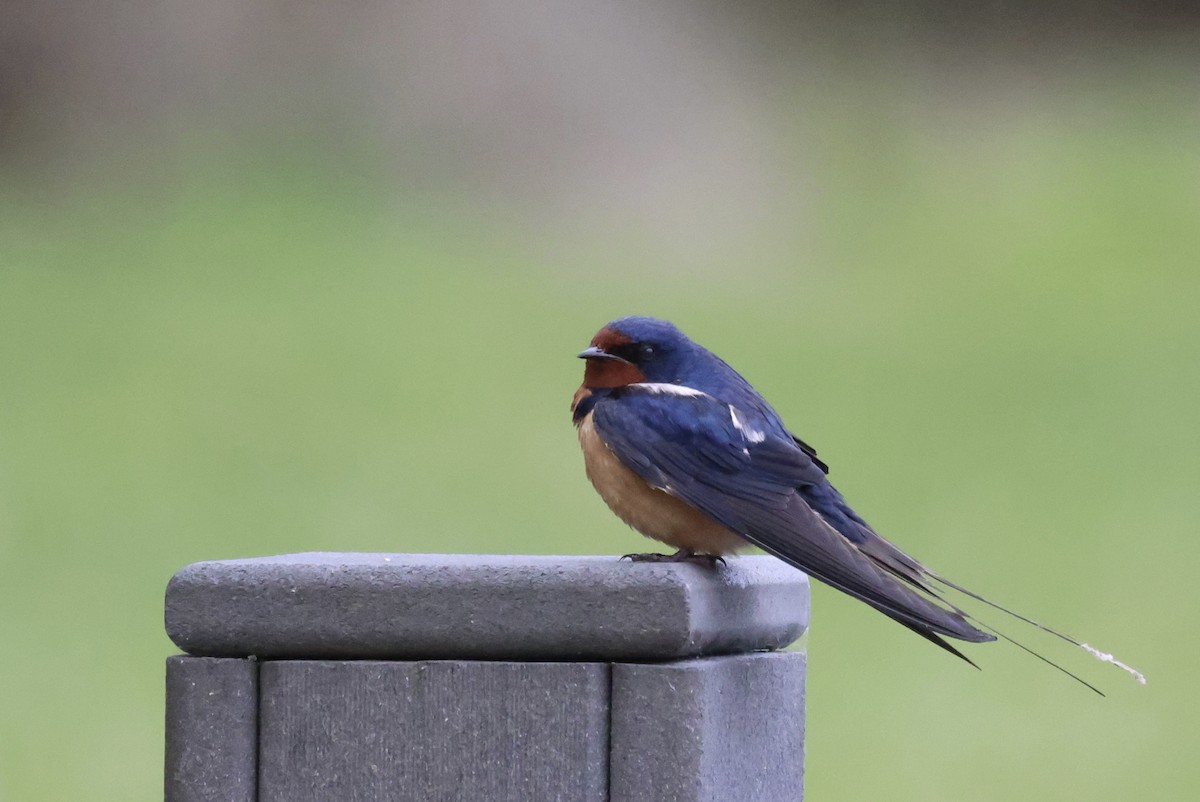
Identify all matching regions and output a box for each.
[620,548,726,568]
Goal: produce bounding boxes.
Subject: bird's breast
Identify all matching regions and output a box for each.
[576,412,747,555]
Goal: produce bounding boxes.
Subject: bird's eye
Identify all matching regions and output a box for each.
[609,342,655,364]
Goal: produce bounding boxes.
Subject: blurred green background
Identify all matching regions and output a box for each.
[1,3,1197,800]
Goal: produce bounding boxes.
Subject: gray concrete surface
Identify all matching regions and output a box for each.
[611,651,806,802]
[164,554,809,800]
[258,659,610,802]
[165,552,809,660]
[164,656,258,802]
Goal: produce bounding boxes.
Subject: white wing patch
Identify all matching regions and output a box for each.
[631,382,709,398]
[728,405,766,443]
[627,384,766,448]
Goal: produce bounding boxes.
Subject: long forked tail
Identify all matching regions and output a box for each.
[741,489,1145,692]
[930,571,1147,692]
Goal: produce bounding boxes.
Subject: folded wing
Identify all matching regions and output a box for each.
[592,387,995,660]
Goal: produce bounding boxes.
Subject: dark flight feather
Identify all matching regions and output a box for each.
[591,388,995,659]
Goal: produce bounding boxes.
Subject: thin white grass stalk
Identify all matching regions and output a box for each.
[1081,643,1147,685]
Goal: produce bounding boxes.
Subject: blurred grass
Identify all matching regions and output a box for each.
[2,68,1199,801]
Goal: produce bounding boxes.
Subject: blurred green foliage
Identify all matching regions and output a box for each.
[1,70,1197,801]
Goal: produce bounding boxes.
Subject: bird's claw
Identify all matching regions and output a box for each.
[620,549,726,568]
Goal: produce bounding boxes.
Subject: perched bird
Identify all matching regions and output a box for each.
[572,316,1143,692]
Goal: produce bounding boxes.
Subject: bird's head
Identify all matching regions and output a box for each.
[576,316,693,390]
[571,316,774,429]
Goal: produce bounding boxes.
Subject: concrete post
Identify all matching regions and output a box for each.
[164,553,809,802]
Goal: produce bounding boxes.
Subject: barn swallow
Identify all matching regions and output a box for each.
[572,316,1144,692]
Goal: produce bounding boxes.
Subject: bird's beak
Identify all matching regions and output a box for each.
[577,345,629,363]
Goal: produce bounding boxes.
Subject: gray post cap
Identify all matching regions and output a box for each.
[166,553,809,661]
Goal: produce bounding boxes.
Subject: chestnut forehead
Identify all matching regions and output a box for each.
[590,327,633,350]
